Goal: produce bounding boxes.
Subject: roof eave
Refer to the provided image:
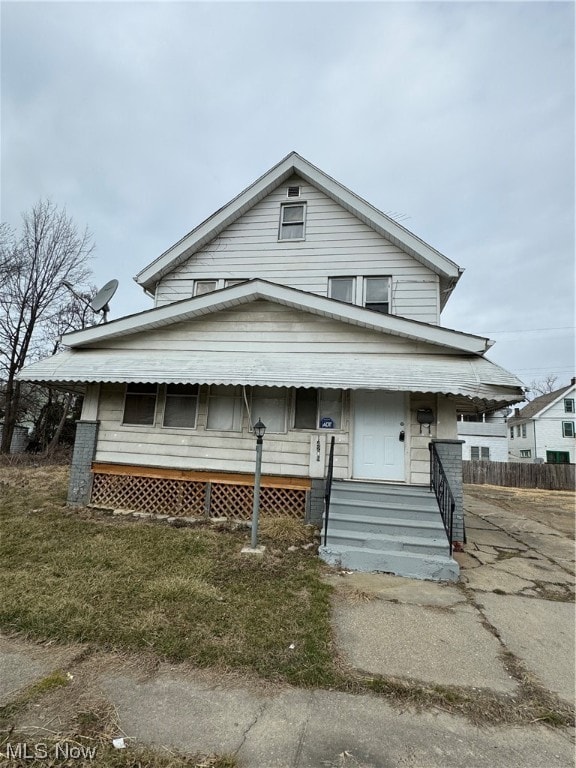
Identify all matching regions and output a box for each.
[62,280,492,355]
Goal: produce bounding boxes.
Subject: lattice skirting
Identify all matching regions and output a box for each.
[90,472,306,520]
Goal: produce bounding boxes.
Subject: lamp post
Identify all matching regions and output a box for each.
[251,418,266,549]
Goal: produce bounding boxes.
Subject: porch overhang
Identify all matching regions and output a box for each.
[17,349,524,407]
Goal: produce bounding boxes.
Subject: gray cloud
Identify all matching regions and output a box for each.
[2,1,573,386]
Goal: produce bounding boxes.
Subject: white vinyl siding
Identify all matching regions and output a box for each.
[91,301,452,357]
[155,176,441,323]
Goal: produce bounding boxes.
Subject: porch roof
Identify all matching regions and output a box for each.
[18,349,524,406]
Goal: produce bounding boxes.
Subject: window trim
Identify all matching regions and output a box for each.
[278,202,307,241]
[328,277,356,304]
[122,383,158,427]
[562,421,575,438]
[194,280,218,296]
[363,276,391,314]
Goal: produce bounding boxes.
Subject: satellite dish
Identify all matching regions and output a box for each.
[90,279,118,322]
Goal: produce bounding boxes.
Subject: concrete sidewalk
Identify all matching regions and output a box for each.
[1,489,574,767]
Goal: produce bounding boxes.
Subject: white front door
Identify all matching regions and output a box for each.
[352,390,406,481]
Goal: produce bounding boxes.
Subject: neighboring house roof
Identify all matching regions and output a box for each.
[508,380,576,425]
[53,280,493,354]
[17,281,524,408]
[134,152,463,306]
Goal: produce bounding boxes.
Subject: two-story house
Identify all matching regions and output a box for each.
[17,152,524,580]
[457,409,510,463]
[508,379,576,464]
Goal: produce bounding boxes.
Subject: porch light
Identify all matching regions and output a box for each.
[253,418,266,441]
[251,418,266,549]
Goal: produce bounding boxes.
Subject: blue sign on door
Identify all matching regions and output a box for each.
[320,417,335,429]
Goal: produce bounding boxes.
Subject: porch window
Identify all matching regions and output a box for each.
[364,277,390,314]
[123,383,158,426]
[562,421,575,438]
[206,385,243,431]
[279,203,306,240]
[470,446,490,460]
[251,386,287,433]
[163,384,199,428]
[293,388,342,429]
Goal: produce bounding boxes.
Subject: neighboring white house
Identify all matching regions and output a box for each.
[508,379,576,464]
[457,409,509,462]
[17,152,525,579]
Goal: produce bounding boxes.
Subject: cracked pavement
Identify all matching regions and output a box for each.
[1,486,575,767]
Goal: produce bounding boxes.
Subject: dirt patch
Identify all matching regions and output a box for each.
[465,484,575,538]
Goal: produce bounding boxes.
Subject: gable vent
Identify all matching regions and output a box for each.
[287,186,300,198]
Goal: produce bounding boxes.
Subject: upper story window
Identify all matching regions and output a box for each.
[194,280,218,296]
[562,421,575,438]
[364,277,390,314]
[564,398,575,413]
[123,383,158,426]
[521,424,527,438]
[328,277,355,304]
[328,276,391,314]
[510,427,514,439]
[279,203,306,241]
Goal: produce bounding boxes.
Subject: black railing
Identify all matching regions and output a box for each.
[323,435,336,546]
[429,442,455,555]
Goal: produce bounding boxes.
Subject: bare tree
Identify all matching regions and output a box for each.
[526,374,558,400]
[0,200,94,452]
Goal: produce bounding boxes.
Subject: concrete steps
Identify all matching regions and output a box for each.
[319,480,459,581]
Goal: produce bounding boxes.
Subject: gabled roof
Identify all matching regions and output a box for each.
[135,152,463,298]
[508,380,576,424]
[60,279,491,354]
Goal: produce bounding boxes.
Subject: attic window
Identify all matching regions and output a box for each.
[279,203,306,241]
[287,186,300,198]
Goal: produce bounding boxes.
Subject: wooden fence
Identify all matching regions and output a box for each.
[463,460,575,491]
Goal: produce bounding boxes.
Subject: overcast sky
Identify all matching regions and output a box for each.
[1,1,574,392]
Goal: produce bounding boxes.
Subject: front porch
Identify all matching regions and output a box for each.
[319,479,459,581]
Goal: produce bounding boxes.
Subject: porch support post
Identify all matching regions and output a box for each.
[68,420,99,506]
[430,439,465,543]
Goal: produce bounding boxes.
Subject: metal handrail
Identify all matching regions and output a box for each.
[323,435,336,546]
[429,442,455,555]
